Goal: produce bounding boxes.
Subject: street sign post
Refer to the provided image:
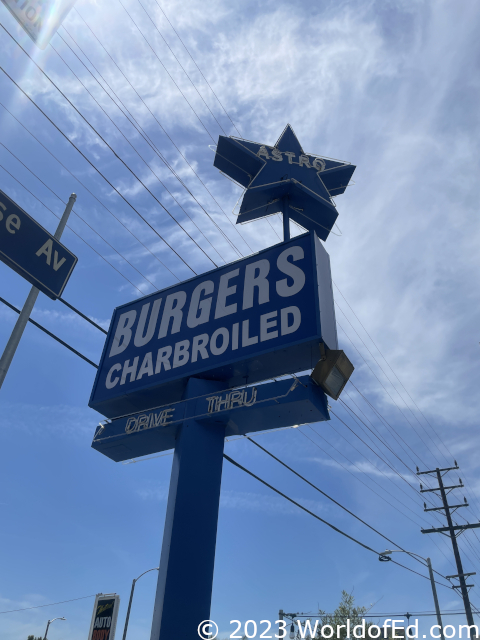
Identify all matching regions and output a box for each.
[0,189,77,300]
[0,192,77,389]
[89,125,355,640]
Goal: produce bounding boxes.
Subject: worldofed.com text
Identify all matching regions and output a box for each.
[197,619,480,639]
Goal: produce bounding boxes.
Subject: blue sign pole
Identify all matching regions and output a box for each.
[88,123,356,640]
[0,193,76,389]
[150,378,229,640]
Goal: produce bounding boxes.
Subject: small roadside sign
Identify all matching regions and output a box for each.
[87,594,120,640]
[0,189,77,300]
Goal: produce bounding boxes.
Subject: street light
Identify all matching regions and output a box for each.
[122,567,159,640]
[379,550,444,640]
[310,344,354,400]
[43,617,66,639]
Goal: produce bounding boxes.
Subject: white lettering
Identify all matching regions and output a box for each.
[284,151,295,164]
[297,620,320,639]
[126,417,137,433]
[244,387,257,406]
[35,238,53,264]
[0,202,6,221]
[214,269,239,319]
[232,322,239,350]
[105,363,121,389]
[158,291,187,338]
[229,390,243,408]
[271,148,283,161]
[260,310,278,341]
[6,214,20,234]
[191,334,209,362]
[242,319,258,347]
[243,259,270,310]
[281,306,301,335]
[162,407,175,424]
[276,246,305,297]
[52,251,66,271]
[210,327,229,355]
[299,154,312,168]
[187,280,214,328]
[257,145,270,160]
[134,299,162,347]
[136,352,154,380]
[120,357,139,385]
[313,157,326,171]
[155,346,172,373]
[109,310,137,357]
[173,339,190,368]
[137,414,149,430]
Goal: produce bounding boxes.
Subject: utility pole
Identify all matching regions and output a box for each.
[418,463,480,638]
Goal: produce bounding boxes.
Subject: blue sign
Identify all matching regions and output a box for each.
[89,231,338,418]
[92,375,329,462]
[213,124,356,240]
[0,190,77,299]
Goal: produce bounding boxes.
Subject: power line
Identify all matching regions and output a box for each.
[135,0,228,136]
[246,436,449,582]
[0,296,98,368]
[333,282,451,465]
[0,63,186,282]
[298,425,456,570]
[56,28,241,263]
[49,39,225,267]
[336,317,439,466]
[0,162,146,295]
[223,453,451,588]
[117,0,217,143]
[337,396,456,539]
[0,142,160,292]
[329,403,461,564]
[342,388,418,468]
[151,0,242,137]
[0,594,96,615]
[337,324,428,467]
[69,10,255,255]
[0,101,179,287]
[58,298,107,335]
[0,26,206,278]
[298,425,427,528]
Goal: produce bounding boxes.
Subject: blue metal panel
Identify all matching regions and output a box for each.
[314,234,338,350]
[213,125,356,240]
[0,190,77,299]
[89,231,335,418]
[150,378,228,640]
[91,375,329,462]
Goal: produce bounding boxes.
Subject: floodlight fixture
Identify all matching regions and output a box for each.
[310,344,354,400]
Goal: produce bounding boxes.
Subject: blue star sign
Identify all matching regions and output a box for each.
[213,124,355,241]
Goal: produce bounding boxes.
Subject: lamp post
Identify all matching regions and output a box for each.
[122,567,159,640]
[379,550,444,640]
[43,617,66,639]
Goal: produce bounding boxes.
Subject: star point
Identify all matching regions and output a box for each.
[214,125,355,241]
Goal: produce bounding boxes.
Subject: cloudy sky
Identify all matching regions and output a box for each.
[0,0,479,638]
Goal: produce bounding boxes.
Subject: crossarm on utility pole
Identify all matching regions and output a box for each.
[422,523,480,534]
